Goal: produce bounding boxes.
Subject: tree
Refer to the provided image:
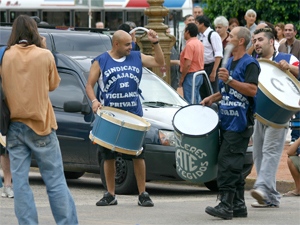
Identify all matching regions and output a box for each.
[201,0,300,32]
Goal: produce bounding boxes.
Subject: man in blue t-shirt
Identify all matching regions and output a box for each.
[86,29,164,207]
[250,27,299,208]
[201,26,260,220]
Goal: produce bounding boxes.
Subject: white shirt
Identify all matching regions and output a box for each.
[198,27,223,64]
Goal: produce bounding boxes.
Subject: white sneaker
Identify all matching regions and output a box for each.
[251,201,279,208]
[2,185,14,198]
[250,189,265,204]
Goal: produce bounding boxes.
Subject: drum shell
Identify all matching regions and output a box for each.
[256,87,297,128]
[173,105,219,183]
[256,59,300,128]
[89,107,150,155]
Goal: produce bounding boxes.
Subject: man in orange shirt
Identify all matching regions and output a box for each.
[179,23,204,104]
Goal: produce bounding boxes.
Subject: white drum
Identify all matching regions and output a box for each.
[172,105,219,183]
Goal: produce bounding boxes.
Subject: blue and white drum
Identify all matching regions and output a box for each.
[0,133,5,147]
[256,59,300,128]
[173,105,219,183]
[89,107,151,156]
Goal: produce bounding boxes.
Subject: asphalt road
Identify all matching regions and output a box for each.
[0,171,299,225]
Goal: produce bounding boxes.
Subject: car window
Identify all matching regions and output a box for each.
[52,33,109,52]
[49,71,87,109]
[139,70,187,107]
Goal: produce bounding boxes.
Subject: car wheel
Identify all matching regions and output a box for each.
[204,180,219,192]
[64,171,85,179]
[100,157,138,194]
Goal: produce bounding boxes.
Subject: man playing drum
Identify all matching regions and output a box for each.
[86,30,164,207]
[201,26,260,220]
[250,27,299,208]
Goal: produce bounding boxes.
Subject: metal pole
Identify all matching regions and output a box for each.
[88,0,92,28]
[191,70,208,104]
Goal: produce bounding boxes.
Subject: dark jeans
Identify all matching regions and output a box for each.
[217,129,252,192]
[204,62,219,93]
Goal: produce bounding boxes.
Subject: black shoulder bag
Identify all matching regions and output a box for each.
[0,46,10,135]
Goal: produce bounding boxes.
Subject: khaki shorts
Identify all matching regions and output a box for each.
[289,156,300,172]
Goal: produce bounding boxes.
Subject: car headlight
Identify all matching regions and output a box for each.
[159,130,176,147]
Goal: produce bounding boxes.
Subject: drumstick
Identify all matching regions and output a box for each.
[221,43,234,68]
[129,27,159,39]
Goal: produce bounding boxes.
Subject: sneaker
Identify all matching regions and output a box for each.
[251,201,279,208]
[250,189,265,204]
[138,191,154,207]
[1,185,14,198]
[96,192,117,206]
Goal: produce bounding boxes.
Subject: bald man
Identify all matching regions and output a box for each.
[86,30,164,207]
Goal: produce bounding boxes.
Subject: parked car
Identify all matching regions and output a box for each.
[0,25,253,193]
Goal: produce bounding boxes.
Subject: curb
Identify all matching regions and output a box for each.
[81,173,295,194]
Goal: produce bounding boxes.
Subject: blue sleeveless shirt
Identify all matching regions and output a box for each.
[219,53,260,132]
[92,51,143,116]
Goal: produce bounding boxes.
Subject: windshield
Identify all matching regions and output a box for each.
[139,69,187,107]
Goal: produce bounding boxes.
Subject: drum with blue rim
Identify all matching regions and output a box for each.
[256,59,300,128]
[89,107,151,156]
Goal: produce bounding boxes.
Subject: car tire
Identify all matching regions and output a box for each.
[64,171,85,179]
[204,180,218,192]
[100,157,138,194]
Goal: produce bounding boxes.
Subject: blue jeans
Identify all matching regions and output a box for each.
[291,111,300,141]
[7,122,78,225]
[182,72,203,104]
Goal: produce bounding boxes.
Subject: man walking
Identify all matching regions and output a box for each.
[179,23,204,104]
[251,27,299,208]
[201,26,260,220]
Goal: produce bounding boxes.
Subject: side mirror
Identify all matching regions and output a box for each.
[63,101,91,115]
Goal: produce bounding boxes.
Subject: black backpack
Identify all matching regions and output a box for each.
[0,46,10,135]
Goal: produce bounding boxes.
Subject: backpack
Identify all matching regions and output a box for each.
[0,46,10,135]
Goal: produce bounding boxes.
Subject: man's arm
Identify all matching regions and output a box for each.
[86,61,102,113]
[210,32,223,82]
[219,66,258,97]
[179,59,191,87]
[200,92,222,106]
[287,137,300,156]
[141,30,165,68]
[210,57,222,82]
[277,59,299,78]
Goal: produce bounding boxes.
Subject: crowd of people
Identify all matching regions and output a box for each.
[0,5,300,224]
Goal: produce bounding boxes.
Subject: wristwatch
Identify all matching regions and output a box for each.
[225,76,233,84]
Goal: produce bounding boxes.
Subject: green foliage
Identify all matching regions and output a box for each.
[202,0,300,33]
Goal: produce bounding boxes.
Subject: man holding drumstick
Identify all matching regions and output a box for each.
[201,26,260,220]
[86,29,164,207]
[250,28,299,208]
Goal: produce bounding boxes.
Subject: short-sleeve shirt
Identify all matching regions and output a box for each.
[180,37,204,73]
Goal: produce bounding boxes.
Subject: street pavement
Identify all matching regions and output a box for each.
[0,171,299,225]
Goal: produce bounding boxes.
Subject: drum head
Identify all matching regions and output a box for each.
[173,105,219,136]
[258,59,300,109]
[98,107,150,129]
[0,133,6,147]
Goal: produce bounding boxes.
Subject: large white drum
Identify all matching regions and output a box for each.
[256,59,300,128]
[172,105,219,183]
